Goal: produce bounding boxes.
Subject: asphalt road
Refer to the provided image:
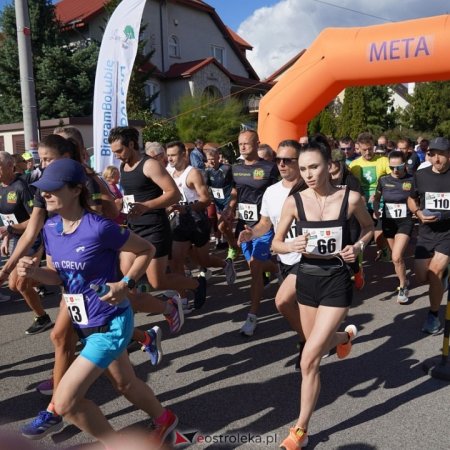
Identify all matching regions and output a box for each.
[1,242,449,450]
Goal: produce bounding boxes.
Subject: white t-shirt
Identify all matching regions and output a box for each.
[260,181,301,266]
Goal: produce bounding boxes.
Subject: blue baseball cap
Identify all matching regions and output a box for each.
[32,159,87,191]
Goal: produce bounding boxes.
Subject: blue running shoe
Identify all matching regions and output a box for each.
[141,326,163,366]
[421,312,441,335]
[21,410,63,440]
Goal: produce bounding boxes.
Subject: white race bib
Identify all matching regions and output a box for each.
[0,213,18,226]
[276,218,297,242]
[425,192,450,210]
[237,203,258,222]
[211,187,225,200]
[122,195,135,214]
[303,226,343,256]
[63,293,88,325]
[385,203,407,219]
[178,190,188,205]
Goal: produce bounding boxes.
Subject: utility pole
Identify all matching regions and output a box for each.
[15,0,39,150]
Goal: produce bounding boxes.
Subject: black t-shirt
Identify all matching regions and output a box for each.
[0,175,34,227]
[411,165,450,231]
[205,163,233,206]
[232,159,279,226]
[376,173,414,218]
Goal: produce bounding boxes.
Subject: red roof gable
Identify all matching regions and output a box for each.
[164,57,272,90]
[226,27,252,50]
[165,57,227,78]
[55,0,106,25]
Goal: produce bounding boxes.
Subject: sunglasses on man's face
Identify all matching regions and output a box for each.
[389,163,406,171]
[275,157,298,165]
[340,147,352,151]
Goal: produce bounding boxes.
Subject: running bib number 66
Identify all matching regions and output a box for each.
[63,293,88,325]
[303,226,343,256]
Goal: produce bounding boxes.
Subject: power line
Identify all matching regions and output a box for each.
[312,0,394,23]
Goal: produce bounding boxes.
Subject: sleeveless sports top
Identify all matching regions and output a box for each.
[294,187,351,258]
[168,165,199,205]
[120,155,165,226]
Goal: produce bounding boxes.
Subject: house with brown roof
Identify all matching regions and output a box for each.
[56,0,271,117]
[0,0,271,154]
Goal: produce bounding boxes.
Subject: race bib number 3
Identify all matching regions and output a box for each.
[385,203,407,219]
[63,293,88,325]
[425,192,450,210]
[237,203,258,221]
[303,226,343,256]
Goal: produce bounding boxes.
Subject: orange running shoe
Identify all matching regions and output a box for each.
[336,324,358,359]
[280,427,309,449]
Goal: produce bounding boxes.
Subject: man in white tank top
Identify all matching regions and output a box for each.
[166,141,236,311]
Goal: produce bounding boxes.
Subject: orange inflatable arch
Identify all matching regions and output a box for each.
[258,15,450,150]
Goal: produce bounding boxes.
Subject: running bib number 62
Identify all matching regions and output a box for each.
[63,293,88,325]
[425,192,450,210]
[237,203,258,221]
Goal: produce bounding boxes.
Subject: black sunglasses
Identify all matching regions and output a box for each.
[275,157,298,165]
[340,147,352,151]
[389,163,406,170]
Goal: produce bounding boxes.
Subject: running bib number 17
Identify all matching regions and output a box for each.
[425,192,450,210]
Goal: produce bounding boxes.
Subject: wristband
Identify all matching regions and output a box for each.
[358,240,365,252]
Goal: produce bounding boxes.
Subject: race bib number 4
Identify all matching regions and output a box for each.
[425,192,450,210]
[63,293,88,325]
[237,203,258,222]
[211,187,225,200]
[122,195,135,214]
[0,213,18,226]
[303,226,343,256]
[385,203,407,219]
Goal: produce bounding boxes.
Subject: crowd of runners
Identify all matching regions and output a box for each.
[0,126,449,449]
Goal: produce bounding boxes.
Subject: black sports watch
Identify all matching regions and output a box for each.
[120,276,136,290]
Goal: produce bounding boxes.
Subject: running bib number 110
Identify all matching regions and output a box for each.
[425,192,450,210]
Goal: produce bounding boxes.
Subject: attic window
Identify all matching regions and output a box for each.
[211,45,225,65]
[169,35,180,58]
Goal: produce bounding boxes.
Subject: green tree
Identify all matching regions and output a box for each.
[137,111,179,143]
[336,85,396,139]
[175,94,248,145]
[0,1,99,123]
[407,81,450,135]
[363,85,395,136]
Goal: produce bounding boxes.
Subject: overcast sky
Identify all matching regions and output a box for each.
[232,0,450,79]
